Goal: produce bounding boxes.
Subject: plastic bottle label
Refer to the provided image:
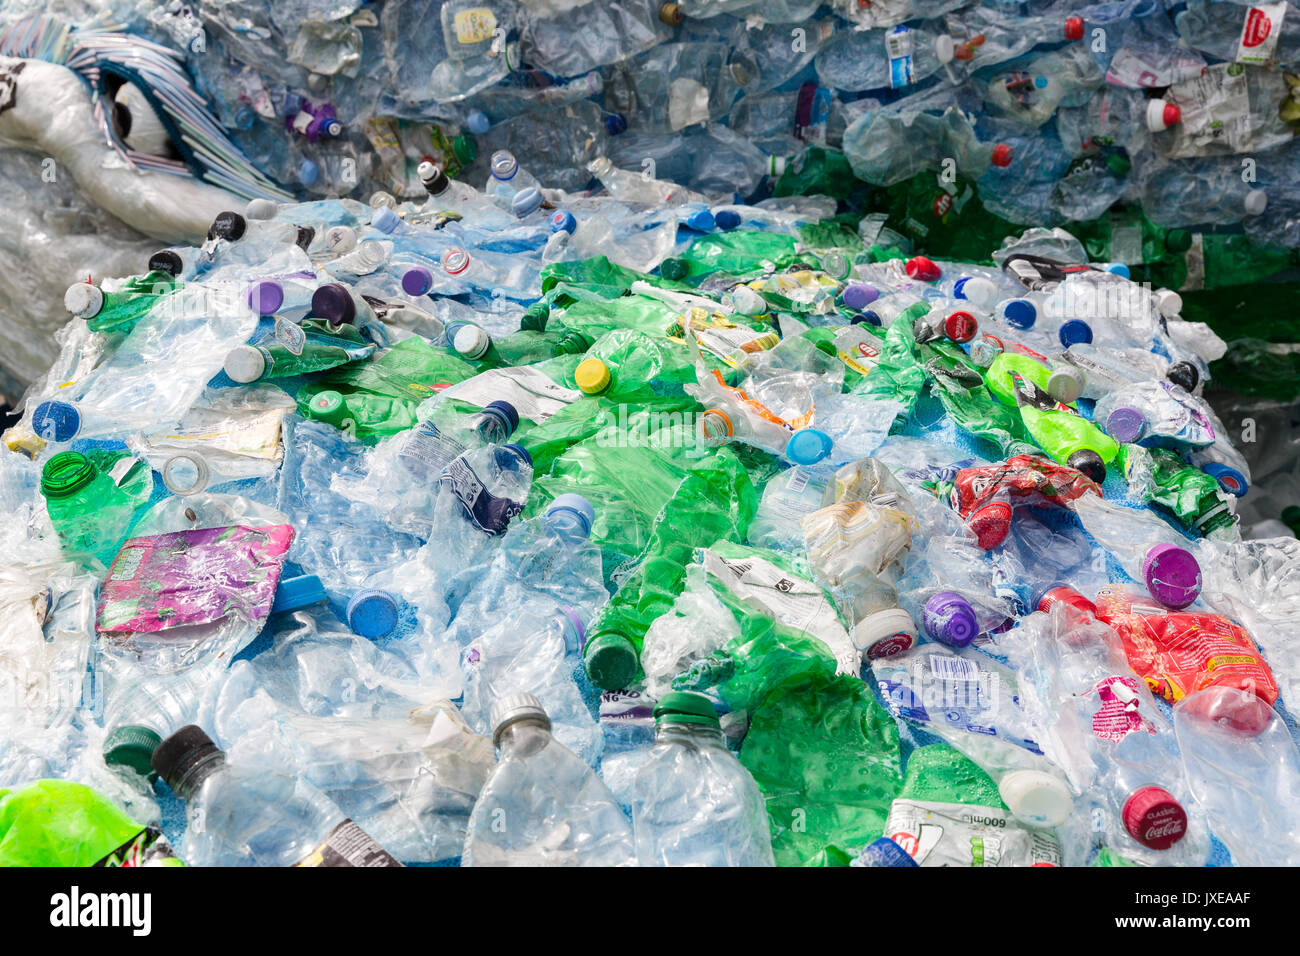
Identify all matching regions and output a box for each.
[294,819,403,867]
[1164,64,1254,156]
[886,26,915,89]
[441,366,579,422]
[93,826,184,867]
[452,8,497,44]
[400,420,467,475]
[274,317,305,355]
[1236,3,1287,65]
[884,800,1062,866]
[439,457,524,535]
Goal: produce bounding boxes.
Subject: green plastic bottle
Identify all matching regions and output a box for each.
[925,343,1039,457]
[40,450,152,567]
[985,352,1083,407]
[0,780,182,866]
[223,319,375,383]
[65,271,181,335]
[1008,370,1118,482]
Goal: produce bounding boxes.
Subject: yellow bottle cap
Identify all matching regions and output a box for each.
[575,358,611,394]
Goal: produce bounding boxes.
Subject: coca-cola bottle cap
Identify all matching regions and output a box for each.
[1122,786,1188,849]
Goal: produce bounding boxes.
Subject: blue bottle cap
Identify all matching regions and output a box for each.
[546,493,595,538]
[952,276,970,297]
[501,443,533,468]
[271,574,328,614]
[401,267,434,297]
[604,113,627,135]
[785,428,833,465]
[1034,75,1048,89]
[371,206,400,234]
[1001,298,1036,329]
[346,588,399,640]
[551,210,577,234]
[32,401,81,443]
[857,837,918,867]
[684,208,716,232]
[851,311,881,326]
[1058,318,1093,347]
[466,110,491,135]
[1201,462,1248,497]
[234,107,255,131]
[1103,262,1130,278]
[714,209,742,230]
[841,283,879,311]
[483,400,520,432]
[512,187,543,218]
[298,159,319,186]
[247,280,284,316]
[323,119,342,138]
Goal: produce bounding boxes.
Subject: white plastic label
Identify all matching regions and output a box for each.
[441,366,580,422]
[884,800,1063,867]
[1236,3,1287,65]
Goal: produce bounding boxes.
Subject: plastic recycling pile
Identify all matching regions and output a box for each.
[4,0,1300,399]
[1,144,1299,867]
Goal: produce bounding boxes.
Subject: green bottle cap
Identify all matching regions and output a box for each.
[520,302,549,332]
[452,135,477,167]
[40,451,95,499]
[653,691,720,727]
[308,389,346,423]
[660,257,690,281]
[104,725,163,781]
[583,631,638,690]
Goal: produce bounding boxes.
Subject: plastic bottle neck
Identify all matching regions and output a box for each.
[654,721,725,749]
[497,719,553,758]
[174,750,227,803]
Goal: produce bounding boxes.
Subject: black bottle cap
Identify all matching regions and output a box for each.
[1067,449,1106,484]
[151,725,222,792]
[209,210,247,241]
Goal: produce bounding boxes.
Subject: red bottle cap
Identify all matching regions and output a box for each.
[968,502,1012,550]
[1163,102,1181,127]
[1064,17,1084,41]
[944,310,978,343]
[1123,787,1188,850]
[991,143,1013,167]
[905,256,941,281]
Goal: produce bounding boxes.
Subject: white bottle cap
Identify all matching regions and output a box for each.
[587,156,613,177]
[1046,366,1085,403]
[934,34,956,63]
[769,155,788,177]
[1144,98,1180,132]
[1244,189,1268,216]
[325,225,357,253]
[999,770,1074,828]
[1153,288,1182,319]
[224,344,266,383]
[853,607,918,657]
[454,324,491,360]
[955,275,999,310]
[244,198,278,220]
[64,283,104,318]
[728,285,767,315]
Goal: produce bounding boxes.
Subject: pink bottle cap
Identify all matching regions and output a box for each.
[1122,786,1188,850]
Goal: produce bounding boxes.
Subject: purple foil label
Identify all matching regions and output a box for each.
[97,525,295,633]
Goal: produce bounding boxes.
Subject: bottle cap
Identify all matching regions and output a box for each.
[311,283,356,325]
[1142,543,1201,610]
[1166,360,1199,392]
[785,428,833,465]
[40,451,95,499]
[999,770,1073,828]
[584,631,639,689]
[298,159,320,186]
[371,206,400,234]
[1000,298,1036,329]
[500,443,533,468]
[575,357,611,394]
[821,250,850,279]
[1153,288,1182,319]
[489,149,519,182]
[905,255,941,281]
[857,837,918,867]
[1145,99,1181,132]
[684,208,716,232]
[64,282,104,318]
[728,285,767,315]
[1057,318,1093,347]
[208,210,247,241]
[104,725,163,781]
[715,209,742,230]
[991,143,1013,167]
[419,161,450,196]
[604,112,628,135]
[1066,448,1106,483]
[149,249,184,276]
[1201,462,1247,497]
[934,33,956,63]
[660,257,690,281]
[152,725,223,792]
[953,275,997,309]
[551,209,577,234]
[1064,16,1084,41]
[521,301,549,332]
[325,225,357,253]
[270,574,328,615]
[247,280,284,316]
[32,401,81,443]
[308,389,346,423]
[489,692,551,747]
[841,284,879,311]
[1105,406,1146,444]
[346,588,400,640]
[466,110,491,135]
[654,691,720,727]
[1122,786,1188,849]
[923,591,979,648]
[659,1,682,26]
[854,608,917,659]
[512,187,543,218]
[968,501,1013,550]
[452,134,478,166]
[1101,261,1131,278]
[546,493,595,538]
[943,310,978,343]
[223,345,267,384]
[402,267,434,297]
[851,311,880,326]
[245,197,278,220]
[442,247,471,276]
[1244,189,1268,216]
[453,324,491,360]
[482,400,520,433]
[1046,366,1084,403]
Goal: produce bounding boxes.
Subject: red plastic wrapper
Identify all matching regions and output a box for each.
[947,454,1102,549]
[1093,585,1279,708]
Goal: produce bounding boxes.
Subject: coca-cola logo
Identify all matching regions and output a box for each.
[1241,8,1273,48]
[866,633,914,659]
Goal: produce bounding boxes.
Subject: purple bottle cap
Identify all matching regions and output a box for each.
[311,283,356,325]
[1142,544,1201,610]
[402,267,434,297]
[247,280,284,316]
[841,283,879,311]
[923,591,979,648]
[1106,406,1146,444]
